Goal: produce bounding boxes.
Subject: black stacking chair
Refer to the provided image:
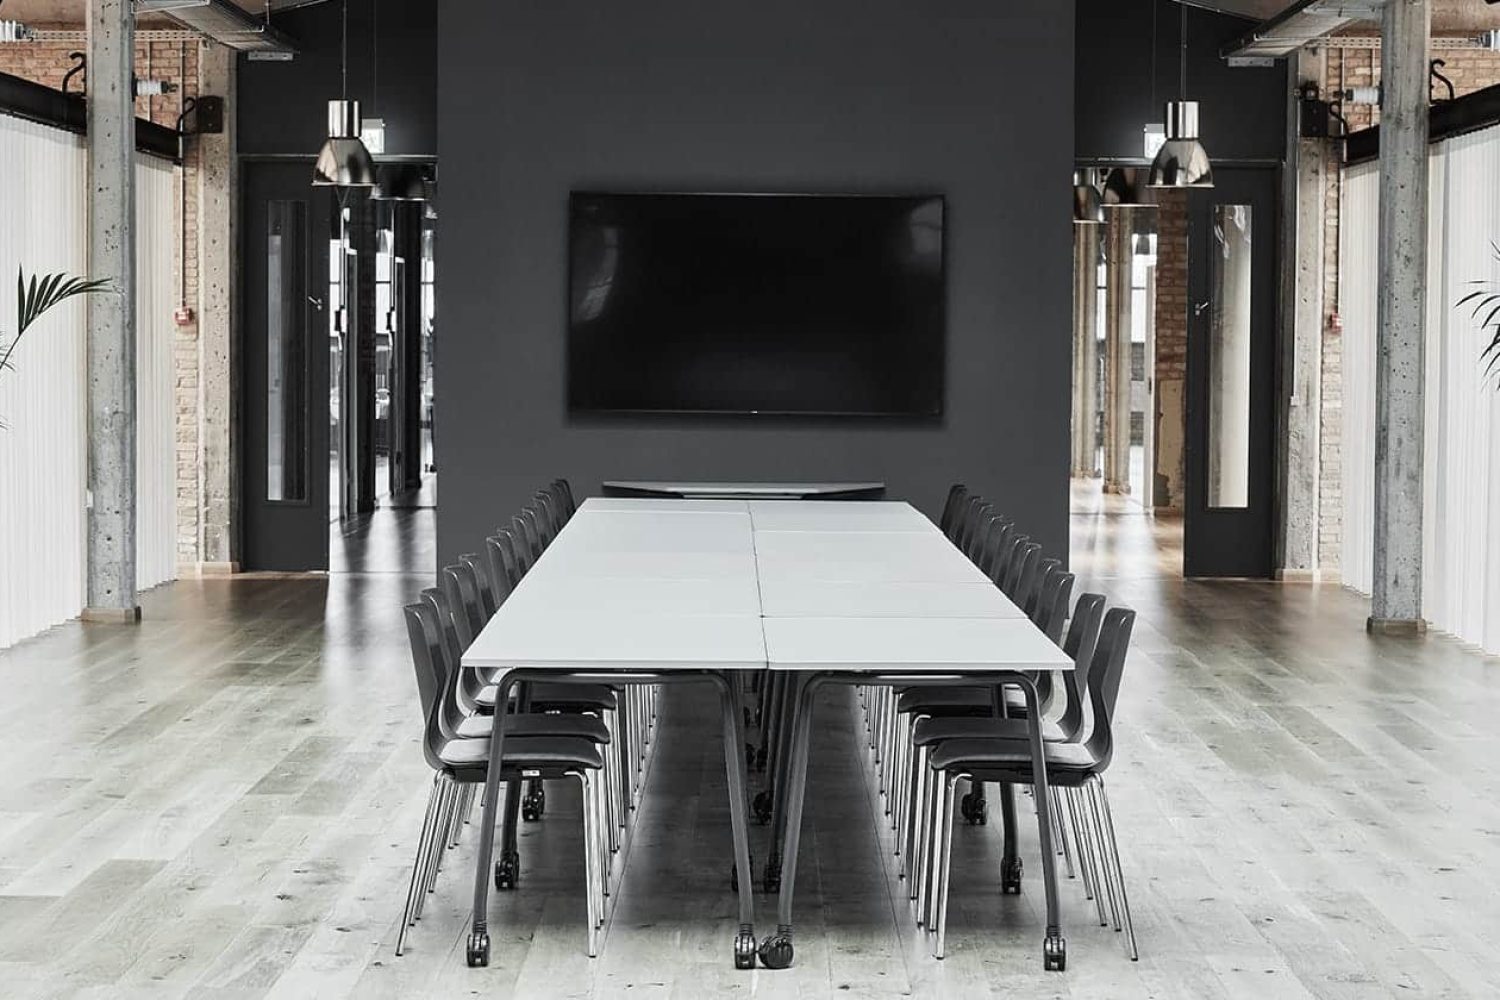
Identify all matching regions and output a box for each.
[397,601,608,960]
[939,484,969,538]
[920,607,1139,963]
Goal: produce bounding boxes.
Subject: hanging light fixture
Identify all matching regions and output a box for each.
[1149,5,1213,189]
[1103,167,1154,208]
[313,0,376,188]
[1073,168,1104,225]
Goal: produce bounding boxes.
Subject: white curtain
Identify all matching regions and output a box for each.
[136,156,179,591]
[0,117,89,650]
[0,115,179,649]
[1340,128,1500,655]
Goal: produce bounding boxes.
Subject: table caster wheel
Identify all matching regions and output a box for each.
[734,926,758,969]
[758,931,794,970]
[752,791,773,825]
[522,780,545,821]
[1043,934,1066,971]
[494,850,520,891]
[960,793,987,826]
[1001,857,1023,895]
[466,930,490,967]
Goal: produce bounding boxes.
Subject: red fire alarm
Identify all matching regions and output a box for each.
[174,305,195,327]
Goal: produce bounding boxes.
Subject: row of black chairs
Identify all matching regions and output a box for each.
[862,483,1139,965]
[398,479,658,964]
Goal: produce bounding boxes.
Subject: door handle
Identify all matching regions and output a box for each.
[308,296,325,311]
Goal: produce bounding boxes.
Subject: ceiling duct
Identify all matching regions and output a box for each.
[1221,0,1385,63]
[134,0,297,53]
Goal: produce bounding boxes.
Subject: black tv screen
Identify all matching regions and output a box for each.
[567,192,945,416]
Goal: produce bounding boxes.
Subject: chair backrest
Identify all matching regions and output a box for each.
[979,519,1013,582]
[1056,593,1105,740]
[518,509,547,560]
[460,551,499,617]
[485,534,516,602]
[1031,564,1073,644]
[510,513,539,563]
[501,520,533,575]
[534,490,563,537]
[441,561,487,649]
[422,585,487,720]
[1022,556,1060,616]
[551,478,576,518]
[403,601,453,772]
[964,507,997,563]
[939,484,968,535]
[992,531,1028,589]
[1001,541,1040,601]
[956,497,989,554]
[1083,606,1136,769]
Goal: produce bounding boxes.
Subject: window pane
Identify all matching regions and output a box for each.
[267,200,308,502]
[1208,204,1252,509]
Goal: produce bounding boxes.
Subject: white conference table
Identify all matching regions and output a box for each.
[462,495,1072,971]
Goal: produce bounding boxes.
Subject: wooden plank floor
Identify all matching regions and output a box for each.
[3,501,1500,998]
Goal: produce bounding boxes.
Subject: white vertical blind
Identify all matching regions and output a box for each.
[136,156,179,591]
[0,117,88,649]
[0,114,179,650]
[1340,128,1500,655]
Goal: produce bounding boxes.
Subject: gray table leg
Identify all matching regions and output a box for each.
[1016,676,1066,971]
[758,670,822,969]
[466,672,518,967]
[713,669,759,968]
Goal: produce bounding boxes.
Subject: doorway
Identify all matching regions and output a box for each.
[242,160,437,573]
[1182,166,1277,578]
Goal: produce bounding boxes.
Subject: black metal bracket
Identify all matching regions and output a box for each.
[1297,82,1339,140]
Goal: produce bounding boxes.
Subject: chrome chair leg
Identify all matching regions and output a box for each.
[1064,786,1097,903]
[1049,786,1075,879]
[933,771,962,959]
[396,774,444,954]
[1092,776,1139,960]
[1082,778,1122,931]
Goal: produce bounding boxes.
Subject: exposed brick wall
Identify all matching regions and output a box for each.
[1318,43,1500,569]
[0,33,207,570]
[1153,189,1188,510]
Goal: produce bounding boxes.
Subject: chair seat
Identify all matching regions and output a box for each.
[474,682,619,712]
[438,735,604,771]
[456,713,612,743]
[912,715,1066,747]
[928,737,1097,777]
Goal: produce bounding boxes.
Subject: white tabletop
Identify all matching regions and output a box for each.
[747,501,937,533]
[501,575,763,617]
[463,497,1069,676]
[761,617,1073,673]
[579,497,750,514]
[465,611,767,671]
[759,580,1025,619]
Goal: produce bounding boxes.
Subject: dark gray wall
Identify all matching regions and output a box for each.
[238,0,436,156]
[437,0,1076,564]
[1076,0,1284,162]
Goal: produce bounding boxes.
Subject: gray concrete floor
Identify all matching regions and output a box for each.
[2,496,1498,998]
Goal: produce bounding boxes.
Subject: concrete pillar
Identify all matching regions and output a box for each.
[198,43,239,572]
[1277,48,1326,580]
[83,0,139,621]
[1369,0,1429,633]
[1071,223,1100,478]
[1103,209,1133,494]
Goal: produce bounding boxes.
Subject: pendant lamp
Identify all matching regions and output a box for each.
[312,0,375,188]
[1149,6,1213,189]
[1073,169,1104,225]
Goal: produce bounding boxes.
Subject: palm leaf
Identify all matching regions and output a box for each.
[16,267,111,336]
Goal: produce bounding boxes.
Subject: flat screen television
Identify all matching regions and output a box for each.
[567,192,945,416]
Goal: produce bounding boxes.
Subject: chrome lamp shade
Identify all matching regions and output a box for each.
[1148,101,1213,189]
[1102,167,1154,209]
[1073,169,1104,225]
[373,163,431,202]
[313,100,377,188]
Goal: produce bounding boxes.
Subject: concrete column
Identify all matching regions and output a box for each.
[198,42,239,572]
[1370,0,1429,633]
[83,0,139,621]
[1071,223,1100,478]
[1102,209,1133,494]
[1277,49,1326,580]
